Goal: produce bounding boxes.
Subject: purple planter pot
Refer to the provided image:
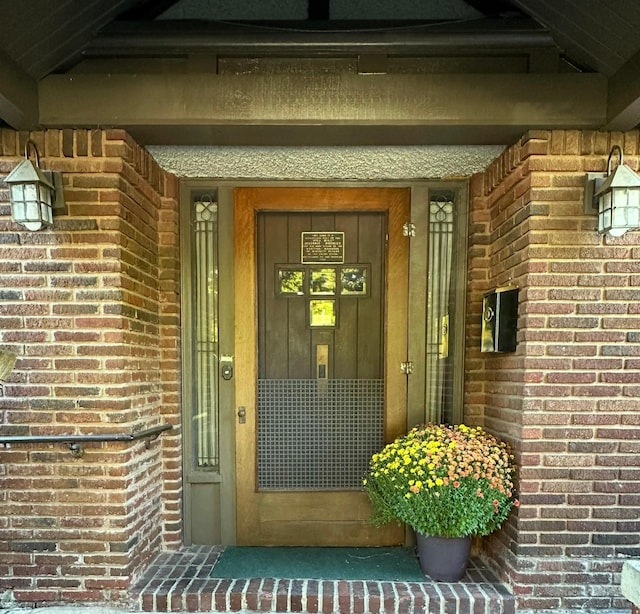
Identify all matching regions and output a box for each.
[416,533,472,582]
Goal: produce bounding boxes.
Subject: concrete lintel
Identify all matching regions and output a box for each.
[39,72,607,145]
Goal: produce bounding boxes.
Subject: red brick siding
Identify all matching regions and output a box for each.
[0,129,180,605]
[3,125,638,611]
[466,130,640,612]
[156,167,182,548]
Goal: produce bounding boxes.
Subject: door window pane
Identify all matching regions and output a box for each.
[340,266,368,295]
[309,298,337,327]
[278,268,305,295]
[309,268,336,294]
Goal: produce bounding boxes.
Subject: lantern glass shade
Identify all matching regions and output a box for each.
[598,186,640,237]
[4,157,55,231]
[10,182,54,231]
[594,148,640,237]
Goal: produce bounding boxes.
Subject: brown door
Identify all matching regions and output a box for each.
[234,187,409,545]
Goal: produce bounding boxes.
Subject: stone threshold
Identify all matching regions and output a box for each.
[130,545,515,614]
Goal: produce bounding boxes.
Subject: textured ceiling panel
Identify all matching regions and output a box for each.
[158,0,307,21]
[0,0,140,79]
[330,0,482,21]
[157,0,483,21]
[510,0,640,75]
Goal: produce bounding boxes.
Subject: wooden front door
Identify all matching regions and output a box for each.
[234,187,409,545]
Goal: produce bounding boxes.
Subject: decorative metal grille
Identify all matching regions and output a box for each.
[193,194,219,469]
[257,379,384,490]
[426,195,455,424]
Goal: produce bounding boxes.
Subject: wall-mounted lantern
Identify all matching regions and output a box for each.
[584,145,640,237]
[3,140,64,231]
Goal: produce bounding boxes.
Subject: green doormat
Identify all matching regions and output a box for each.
[211,546,425,581]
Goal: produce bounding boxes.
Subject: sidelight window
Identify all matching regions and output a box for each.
[425,192,464,425]
[191,194,219,469]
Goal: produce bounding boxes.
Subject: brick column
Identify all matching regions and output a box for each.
[466,129,640,612]
[0,129,180,604]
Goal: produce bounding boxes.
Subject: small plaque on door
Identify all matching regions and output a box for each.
[301,232,344,264]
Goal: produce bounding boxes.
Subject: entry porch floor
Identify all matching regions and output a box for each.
[130,545,515,614]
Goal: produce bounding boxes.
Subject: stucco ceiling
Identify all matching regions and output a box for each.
[0,0,638,143]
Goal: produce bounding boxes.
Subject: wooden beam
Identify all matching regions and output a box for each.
[0,49,38,129]
[38,72,607,145]
[605,48,640,131]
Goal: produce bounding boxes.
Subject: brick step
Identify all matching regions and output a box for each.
[130,546,515,614]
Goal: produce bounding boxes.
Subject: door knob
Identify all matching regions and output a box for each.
[221,356,234,380]
[237,407,246,424]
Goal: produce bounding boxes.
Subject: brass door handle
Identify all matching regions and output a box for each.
[316,344,328,380]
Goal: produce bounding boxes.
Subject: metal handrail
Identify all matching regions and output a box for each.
[0,423,173,458]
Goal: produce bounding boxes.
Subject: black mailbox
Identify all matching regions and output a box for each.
[481,287,518,353]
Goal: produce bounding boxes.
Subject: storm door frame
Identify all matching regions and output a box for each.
[180,179,468,546]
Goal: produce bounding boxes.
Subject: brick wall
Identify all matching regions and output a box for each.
[2,125,638,610]
[0,129,180,605]
[467,130,640,612]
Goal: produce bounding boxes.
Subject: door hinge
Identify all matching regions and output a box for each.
[401,361,414,375]
[402,222,416,237]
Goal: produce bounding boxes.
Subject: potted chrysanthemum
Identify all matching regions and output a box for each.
[363,423,519,581]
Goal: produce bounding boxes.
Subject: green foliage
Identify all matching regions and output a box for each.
[363,423,519,537]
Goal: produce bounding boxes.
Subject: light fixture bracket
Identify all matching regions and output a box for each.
[583,171,605,215]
